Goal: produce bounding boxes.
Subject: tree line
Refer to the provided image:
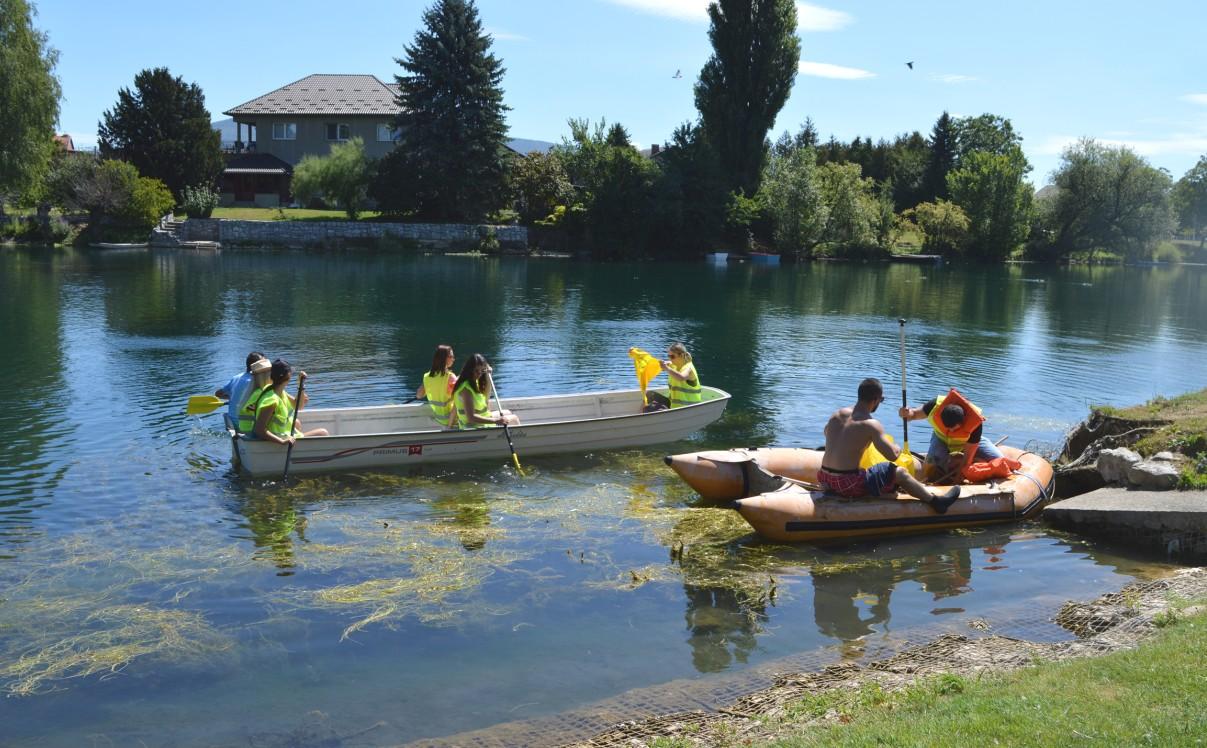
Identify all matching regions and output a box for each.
[3,0,1205,258]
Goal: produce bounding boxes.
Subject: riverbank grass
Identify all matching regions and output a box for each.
[1095,388,1207,488]
[739,603,1207,747]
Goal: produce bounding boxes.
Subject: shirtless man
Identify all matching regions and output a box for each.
[819,378,961,514]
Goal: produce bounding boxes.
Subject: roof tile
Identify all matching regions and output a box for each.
[224,74,400,116]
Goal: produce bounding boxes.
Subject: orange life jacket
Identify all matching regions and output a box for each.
[962,456,1022,482]
[926,388,986,450]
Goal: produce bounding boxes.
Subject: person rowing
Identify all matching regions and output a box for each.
[453,354,520,429]
[235,357,273,433]
[216,351,265,426]
[252,359,329,444]
[819,378,960,513]
[645,342,701,410]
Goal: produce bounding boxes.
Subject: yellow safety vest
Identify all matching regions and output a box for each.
[669,361,702,407]
[454,380,491,428]
[423,371,456,426]
[237,384,270,433]
[255,389,300,437]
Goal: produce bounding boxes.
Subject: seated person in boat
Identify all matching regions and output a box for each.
[820,378,960,513]
[235,357,273,433]
[253,359,330,444]
[216,351,265,426]
[454,354,520,429]
[646,342,701,409]
[416,344,458,428]
[898,388,1004,480]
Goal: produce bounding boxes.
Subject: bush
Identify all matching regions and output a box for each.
[476,225,500,253]
[292,138,371,220]
[123,176,176,229]
[180,184,219,218]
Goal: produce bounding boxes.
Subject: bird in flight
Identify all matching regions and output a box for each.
[672,69,682,79]
[905,61,914,70]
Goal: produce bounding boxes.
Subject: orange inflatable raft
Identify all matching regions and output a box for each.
[664,446,1054,542]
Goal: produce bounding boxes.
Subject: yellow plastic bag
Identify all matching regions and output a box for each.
[628,347,663,405]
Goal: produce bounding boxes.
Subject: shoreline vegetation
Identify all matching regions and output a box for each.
[572,571,1207,748]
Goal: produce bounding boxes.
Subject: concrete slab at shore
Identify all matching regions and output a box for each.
[1044,488,1207,560]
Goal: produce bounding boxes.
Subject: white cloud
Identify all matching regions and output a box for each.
[600,0,853,31]
[931,73,977,84]
[487,28,528,42]
[796,3,852,32]
[798,61,875,80]
[601,0,706,22]
[1180,93,1207,105]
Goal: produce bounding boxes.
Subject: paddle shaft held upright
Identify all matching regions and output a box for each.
[282,373,306,481]
[898,319,909,452]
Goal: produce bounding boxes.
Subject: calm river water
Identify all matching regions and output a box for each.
[1,247,1205,746]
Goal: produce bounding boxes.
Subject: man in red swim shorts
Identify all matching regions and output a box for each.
[819,378,960,513]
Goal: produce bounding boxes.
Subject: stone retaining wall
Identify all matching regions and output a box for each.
[180,219,527,249]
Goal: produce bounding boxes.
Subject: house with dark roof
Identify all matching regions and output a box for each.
[221,74,402,206]
[220,73,558,207]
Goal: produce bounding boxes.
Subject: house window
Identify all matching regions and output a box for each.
[272,122,297,140]
[377,123,398,142]
[326,123,351,141]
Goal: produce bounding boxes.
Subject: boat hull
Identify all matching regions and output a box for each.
[231,386,730,477]
[731,447,1054,542]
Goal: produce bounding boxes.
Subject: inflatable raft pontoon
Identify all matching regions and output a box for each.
[664,446,1054,542]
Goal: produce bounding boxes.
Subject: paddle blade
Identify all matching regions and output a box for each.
[187,395,227,415]
[511,452,525,476]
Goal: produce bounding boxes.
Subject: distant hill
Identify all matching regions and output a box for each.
[212,118,237,148]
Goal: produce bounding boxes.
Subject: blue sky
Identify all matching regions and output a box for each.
[38,0,1207,185]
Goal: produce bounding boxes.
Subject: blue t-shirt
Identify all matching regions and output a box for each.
[221,371,255,423]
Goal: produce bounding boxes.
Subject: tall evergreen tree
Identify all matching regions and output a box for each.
[98,67,223,200]
[382,0,509,221]
[694,0,800,197]
[922,111,956,202]
[0,0,60,213]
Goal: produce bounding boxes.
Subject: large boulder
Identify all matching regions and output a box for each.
[1126,460,1180,490]
[1097,448,1141,484]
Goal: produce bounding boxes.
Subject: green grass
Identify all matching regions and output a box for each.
[766,606,1207,747]
[208,207,382,221]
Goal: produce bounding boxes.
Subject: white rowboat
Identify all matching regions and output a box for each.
[229,386,731,477]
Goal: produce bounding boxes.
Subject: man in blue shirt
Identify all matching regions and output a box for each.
[216,351,265,426]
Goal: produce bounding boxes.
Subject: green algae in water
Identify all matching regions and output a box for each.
[0,536,241,697]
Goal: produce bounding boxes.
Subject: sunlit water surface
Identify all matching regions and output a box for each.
[1,248,1204,746]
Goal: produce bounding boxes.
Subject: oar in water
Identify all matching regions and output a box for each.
[486,371,524,475]
[187,394,227,415]
[281,373,307,482]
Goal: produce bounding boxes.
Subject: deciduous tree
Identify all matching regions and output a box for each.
[383,0,509,221]
[947,150,1032,259]
[1173,155,1207,245]
[0,0,60,214]
[1046,139,1174,259]
[694,0,800,197]
[291,137,372,220]
[97,67,223,200]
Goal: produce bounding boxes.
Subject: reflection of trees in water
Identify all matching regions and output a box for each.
[0,250,68,552]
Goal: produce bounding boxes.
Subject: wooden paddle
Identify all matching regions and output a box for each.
[186,394,227,415]
[486,370,524,475]
[281,373,306,482]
